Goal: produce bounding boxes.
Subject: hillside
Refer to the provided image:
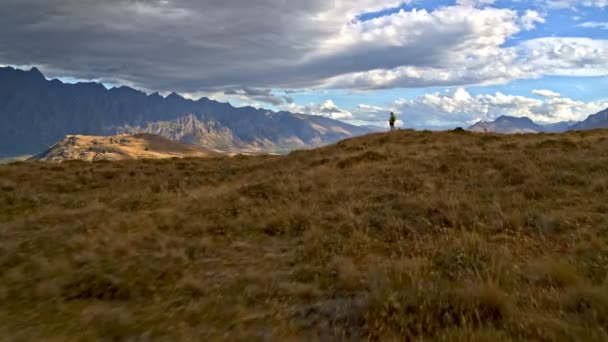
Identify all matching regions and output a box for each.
[0,67,369,156]
[1,130,608,340]
[32,134,219,162]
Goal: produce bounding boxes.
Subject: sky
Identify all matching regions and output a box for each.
[0,0,607,129]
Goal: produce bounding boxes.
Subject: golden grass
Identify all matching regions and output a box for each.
[1,129,608,340]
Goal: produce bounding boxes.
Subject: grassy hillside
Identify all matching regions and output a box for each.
[33,134,219,162]
[1,130,607,340]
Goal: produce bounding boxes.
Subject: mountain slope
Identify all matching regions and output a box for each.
[32,134,219,161]
[115,115,244,153]
[569,108,608,130]
[0,67,369,156]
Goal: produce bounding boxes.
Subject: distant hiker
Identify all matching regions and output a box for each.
[389,112,396,131]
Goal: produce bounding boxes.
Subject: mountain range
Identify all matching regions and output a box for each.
[468,111,607,134]
[2,66,608,157]
[468,116,572,134]
[0,66,369,156]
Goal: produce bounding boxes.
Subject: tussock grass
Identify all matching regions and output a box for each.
[1,129,608,340]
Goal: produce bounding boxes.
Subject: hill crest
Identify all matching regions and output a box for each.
[32,133,219,161]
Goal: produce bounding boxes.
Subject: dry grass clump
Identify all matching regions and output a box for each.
[1,129,608,339]
[364,279,512,339]
[81,303,137,339]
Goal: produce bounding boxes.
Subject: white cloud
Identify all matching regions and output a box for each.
[282,100,354,120]
[578,22,608,29]
[309,88,607,128]
[389,88,608,128]
[318,6,521,62]
[519,10,546,30]
[315,8,607,90]
[319,5,532,89]
[518,37,608,77]
[357,104,385,112]
[456,0,496,7]
[532,89,562,98]
[326,35,608,89]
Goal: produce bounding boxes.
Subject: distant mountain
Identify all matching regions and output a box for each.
[543,121,578,133]
[570,108,608,131]
[32,134,219,162]
[468,116,575,134]
[0,67,369,156]
[468,116,544,133]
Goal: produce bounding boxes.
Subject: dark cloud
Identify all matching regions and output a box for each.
[224,87,294,106]
[0,1,603,93]
[241,88,273,97]
[0,0,321,90]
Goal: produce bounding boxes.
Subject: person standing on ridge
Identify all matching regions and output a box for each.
[389,111,396,131]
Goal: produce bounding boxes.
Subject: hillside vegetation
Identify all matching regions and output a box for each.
[1,130,608,340]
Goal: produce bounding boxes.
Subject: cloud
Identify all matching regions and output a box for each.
[325,35,608,89]
[224,87,293,106]
[388,88,608,128]
[519,10,546,30]
[518,37,608,77]
[0,1,605,93]
[292,88,606,129]
[0,0,606,97]
[0,0,407,91]
[317,5,536,89]
[357,104,385,113]
[456,0,496,7]
[282,100,353,120]
[578,22,608,29]
[532,89,562,98]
